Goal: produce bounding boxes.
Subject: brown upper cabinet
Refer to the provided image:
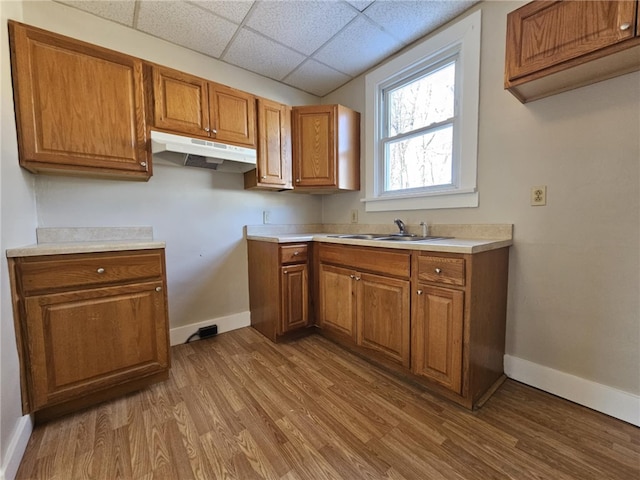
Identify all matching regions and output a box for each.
[244,98,292,190]
[8,21,151,180]
[505,0,640,103]
[292,104,360,192]
[150,65,256,148]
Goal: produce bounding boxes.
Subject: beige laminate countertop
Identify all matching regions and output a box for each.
[246,233,512,254]
[6,227,165,258]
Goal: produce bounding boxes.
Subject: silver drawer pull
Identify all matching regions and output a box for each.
[96,268,105,274]
[435,268,442,274]
[155,286,162,292]
[417,290,423,295]
[293,251,300,256]
[620,23,631,31]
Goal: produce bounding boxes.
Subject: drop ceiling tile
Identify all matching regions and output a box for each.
[364,0,478,44]
[284,60,352,97]
[189,0,254,24]
[55,0,136,26]
[223,28,306,81]
[137,1,238,58]
[246,0,357,55]
[313,16,402,77]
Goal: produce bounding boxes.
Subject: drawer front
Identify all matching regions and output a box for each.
[417,255,465,286]
[19,250,164,294]
[318,244,410,278]
[280,244,308,264]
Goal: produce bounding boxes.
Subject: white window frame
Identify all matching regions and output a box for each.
[363,10,481,212]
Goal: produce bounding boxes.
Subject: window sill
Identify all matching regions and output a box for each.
[362,189,478,212]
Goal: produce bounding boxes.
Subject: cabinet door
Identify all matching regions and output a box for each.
[506,1,638,81]
[9,21,149,178]
[152,66,209,137]
[412,285,463,394]
[292,105,336,187]
[256,98,292,188]
[24,281,169,410]
[318,264,356,339]
[281,264,308,333]
[357,273,410,367]
[209,83,256,147]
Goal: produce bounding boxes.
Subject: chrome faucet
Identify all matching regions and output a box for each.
[393,218,406,235]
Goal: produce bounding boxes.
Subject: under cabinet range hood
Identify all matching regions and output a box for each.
[150,130,256,173]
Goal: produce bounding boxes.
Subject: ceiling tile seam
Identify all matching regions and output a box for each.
[217,1,261,60]
[132,0,142,29]
[281,58,354,85]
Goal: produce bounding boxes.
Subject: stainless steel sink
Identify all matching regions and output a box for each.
[375,236,450,242]
[328,233,389,239]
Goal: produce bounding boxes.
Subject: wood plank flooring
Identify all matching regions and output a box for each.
[16,327,640,479]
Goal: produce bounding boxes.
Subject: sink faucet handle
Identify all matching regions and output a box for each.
[393,218,406,234]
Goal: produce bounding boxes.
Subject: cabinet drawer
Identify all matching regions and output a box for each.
[18,250,164,294]
[280,244,308,264]
[416,255,465,286]
[318,244,410,278]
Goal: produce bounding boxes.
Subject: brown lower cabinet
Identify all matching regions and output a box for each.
[315,243,509,409]
[247,241,311,342]
[8,249,170,422]
[248,240,510,409]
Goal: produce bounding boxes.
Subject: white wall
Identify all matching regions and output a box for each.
[324,0,640,404]
[1,2,37,479]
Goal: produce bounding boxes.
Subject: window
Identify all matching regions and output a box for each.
[364,10,481,211]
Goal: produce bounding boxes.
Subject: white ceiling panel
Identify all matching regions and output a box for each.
[223,28,306,80]
[313,16,402,77]
[364,0,477,44]
[246,1,358,55]
[56,0,137,27]
[284,59,352,97]
[52,0,480,97]
[189,0,254,24]
[137,1,239,58]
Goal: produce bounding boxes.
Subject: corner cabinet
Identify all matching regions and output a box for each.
[150,64,256,148]
[8,21,151,180]
[8,249,170,422]
[247,241,311,342]
[292,104,360,192]
[505,1,640,102]
[244,98,292,190]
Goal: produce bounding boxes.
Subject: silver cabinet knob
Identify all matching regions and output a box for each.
[261,176,267,180]
[96,268,105,274]
[283,270,288,274]
[212,129,217,134]
[293,251,299,256]
[355,276,361,281]
[417,290,423,295]
[155,286,162,292]
[296,179,301,183]
[350,274,355,279]
[140,161,147,167]
[620,23,631,31]
[435,268,442,274]
[204,127,210,132]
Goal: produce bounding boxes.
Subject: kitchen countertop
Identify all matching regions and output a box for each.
[6,227,165,257]
[245,224,513,254]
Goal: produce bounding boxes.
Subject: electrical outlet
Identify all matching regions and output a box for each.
[262,210,271,224]
[531,186,547,206]
[350,209,358,224]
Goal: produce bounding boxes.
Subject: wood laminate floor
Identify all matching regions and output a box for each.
[16,327,640,479]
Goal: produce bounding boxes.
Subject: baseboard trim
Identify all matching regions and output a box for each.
[0,415,33,480]
[504,355,640,426]
[169,311,250,346]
